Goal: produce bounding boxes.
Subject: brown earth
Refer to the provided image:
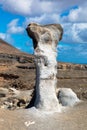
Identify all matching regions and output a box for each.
[0,101,87,130]
[0,39,87,130]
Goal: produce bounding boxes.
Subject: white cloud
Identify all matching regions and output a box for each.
[0,33,10,41]
[0,19,24,43]
[25,13,60,25]
[62,5,87,23]
[7,19,24,34]
[0,0,86,16]
[0,0,54,16]
[0,32,13,43]
[0,0,87,46]
[0,0,33,16]
[62,23,87,43]
[71,23,87,43]
[68,8,82,22]
[0,33,6,39]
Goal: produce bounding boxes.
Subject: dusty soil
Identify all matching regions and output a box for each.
[0,101,87,130]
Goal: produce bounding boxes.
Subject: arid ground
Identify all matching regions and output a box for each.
[0,39,87,130]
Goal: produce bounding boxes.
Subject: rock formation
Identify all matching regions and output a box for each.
[57,88,80,106]
[26,23,63,111]
[0,40,87,130]
[26,23,81,111]
[0,39,87,110]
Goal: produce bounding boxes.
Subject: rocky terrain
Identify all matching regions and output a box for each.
[0,39,87,110]
[0,39,87,130]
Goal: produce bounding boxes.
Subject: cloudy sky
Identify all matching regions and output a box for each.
[0,0,87,64]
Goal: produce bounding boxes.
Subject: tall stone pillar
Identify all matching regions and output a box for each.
[26,23,63,111]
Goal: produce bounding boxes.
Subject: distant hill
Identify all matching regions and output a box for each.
[0,39,33,58]
[0,39,21,54]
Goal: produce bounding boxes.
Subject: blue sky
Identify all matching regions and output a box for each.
[0,0,87,64]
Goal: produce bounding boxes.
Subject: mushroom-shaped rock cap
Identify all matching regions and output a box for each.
[26,23,63,49]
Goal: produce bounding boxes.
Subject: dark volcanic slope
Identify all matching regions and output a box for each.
[0,39,33,57]
[0,39,87,109]
[0,39,21,54]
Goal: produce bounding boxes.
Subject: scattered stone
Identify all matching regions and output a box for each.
[24,121,35,127]
[57,88,80,106]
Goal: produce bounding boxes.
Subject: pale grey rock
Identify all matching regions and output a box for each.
[26,23,80,111]
[57,88,80,106]
[26,23,63,111]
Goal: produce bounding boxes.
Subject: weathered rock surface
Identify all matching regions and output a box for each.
[57,88,80,106]
[26,23,63,111]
